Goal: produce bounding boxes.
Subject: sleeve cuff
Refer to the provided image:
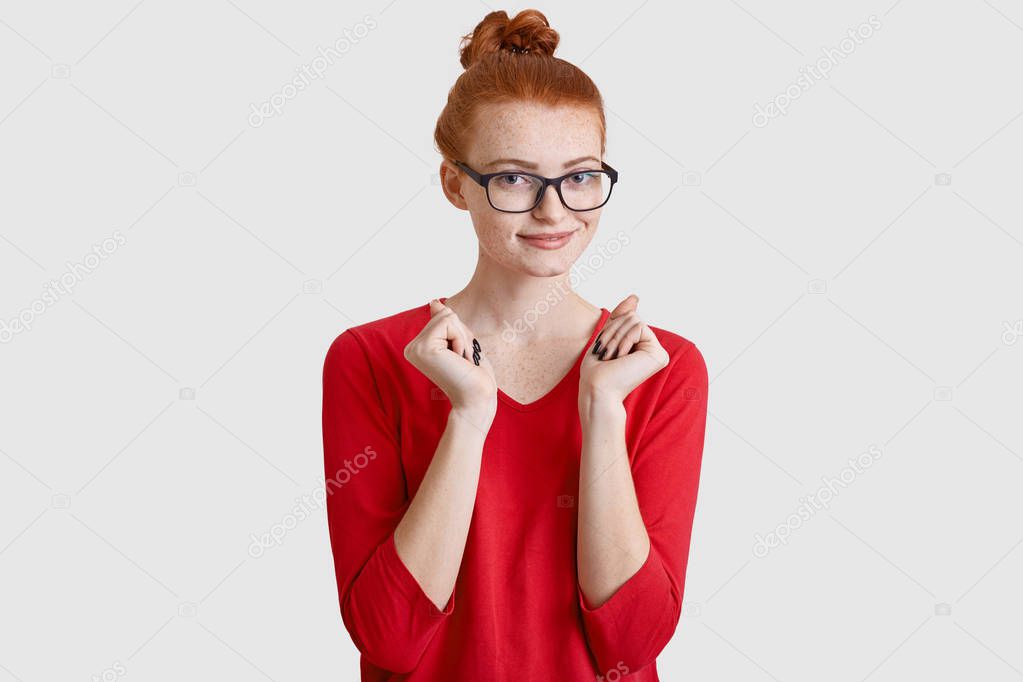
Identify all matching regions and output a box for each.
[577,543,676,673]
[380,531,455,618]
[578,541,665,614]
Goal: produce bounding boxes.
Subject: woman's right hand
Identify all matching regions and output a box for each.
[404,299,498,420]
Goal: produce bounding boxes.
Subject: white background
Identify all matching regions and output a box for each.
[1,1,1022,680]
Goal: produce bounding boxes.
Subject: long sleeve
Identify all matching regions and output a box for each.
[322,329,454,674]
[577,340,709,675]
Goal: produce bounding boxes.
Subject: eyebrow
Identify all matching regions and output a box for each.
[483,156,601,170]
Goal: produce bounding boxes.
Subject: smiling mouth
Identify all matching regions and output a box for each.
[517,229,577,249]
[517,230,576,239]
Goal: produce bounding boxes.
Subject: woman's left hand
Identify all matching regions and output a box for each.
[579,294,670,406]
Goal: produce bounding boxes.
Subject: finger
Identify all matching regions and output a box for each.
[603,318,641,360]
[595,312,638,359]
[630,323,669,369]
[594,322,619,360]
[610,324,670,383]
[441,310,475,361]
[424,308,455,339]
[595,311,631,347]
[474,342,495,378]
[609,293,639,320]
[611,322,643,359]
[631,320,661,352]
[447,311,478,366]
[450,329,466,359]
[425,300,454,328]
[421,307,466,353]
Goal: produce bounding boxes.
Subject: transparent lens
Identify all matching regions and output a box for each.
[560,171,611,210]
[488,174,543,211]
[487,171,612,212]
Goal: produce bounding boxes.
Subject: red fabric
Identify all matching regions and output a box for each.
[322,298,708,681]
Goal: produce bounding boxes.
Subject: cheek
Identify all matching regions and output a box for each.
[471,214,521,254]
[576,217,599,245]
[565,224,597,262]
[470,207,603,266]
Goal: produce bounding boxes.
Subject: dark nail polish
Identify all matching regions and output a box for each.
[472,338,481,352]
[472,352,480,366]
[598,347,607,360]
[594,337,602,353]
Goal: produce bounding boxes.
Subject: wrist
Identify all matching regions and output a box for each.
[578,387,625,424]
[450,400,497,431]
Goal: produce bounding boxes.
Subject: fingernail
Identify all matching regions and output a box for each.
[598,347,607,360]
[472,338,481,352]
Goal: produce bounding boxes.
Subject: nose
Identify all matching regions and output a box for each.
[532,181,570,220]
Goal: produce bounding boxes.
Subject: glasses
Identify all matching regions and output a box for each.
[454,160,618,213]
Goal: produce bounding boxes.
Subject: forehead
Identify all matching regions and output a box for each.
[470,102,601,166]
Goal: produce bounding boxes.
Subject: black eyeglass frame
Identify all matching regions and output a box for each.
[453,160,619,213]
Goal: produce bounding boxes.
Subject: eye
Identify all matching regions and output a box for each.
[568,172,597,184]
[496,173,526,186]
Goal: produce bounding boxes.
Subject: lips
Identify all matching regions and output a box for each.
[517,229,577,250]
[518,230,575,239]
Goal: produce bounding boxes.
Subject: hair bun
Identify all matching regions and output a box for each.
[459,9,560,69]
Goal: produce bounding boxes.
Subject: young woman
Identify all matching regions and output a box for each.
[322,9,708,680]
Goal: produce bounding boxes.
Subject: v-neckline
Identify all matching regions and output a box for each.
[435,296,611,413]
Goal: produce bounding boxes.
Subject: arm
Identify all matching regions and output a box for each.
[322,329,492,673]
[575,341,709,675]
[393,405,490,611]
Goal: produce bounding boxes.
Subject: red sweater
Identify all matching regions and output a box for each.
[321,298,708,680]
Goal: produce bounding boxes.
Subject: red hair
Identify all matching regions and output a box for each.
[433,9,606,164]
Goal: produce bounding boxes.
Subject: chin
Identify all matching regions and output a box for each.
[515,251,577,277]
[519,263,570,278]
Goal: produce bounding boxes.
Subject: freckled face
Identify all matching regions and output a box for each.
[447,102,606,277]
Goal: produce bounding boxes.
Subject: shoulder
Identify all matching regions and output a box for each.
[324,301,429,360]
[322,301,432,401]
[625,323,709,456]
[648,323,707,384]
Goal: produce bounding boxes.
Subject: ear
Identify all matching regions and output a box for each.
[439,160,470,211]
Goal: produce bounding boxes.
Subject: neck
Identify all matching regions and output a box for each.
[443,254,596,342]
